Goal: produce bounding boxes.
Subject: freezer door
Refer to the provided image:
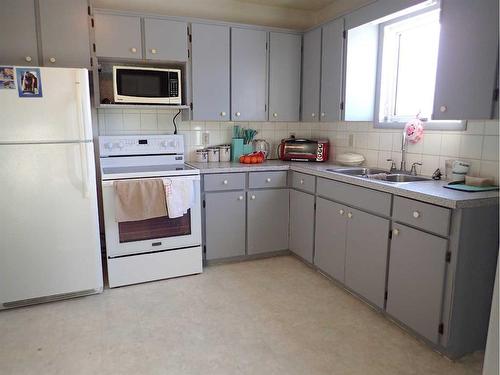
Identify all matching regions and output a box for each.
[0,67,92,143]
[0,142,103,306]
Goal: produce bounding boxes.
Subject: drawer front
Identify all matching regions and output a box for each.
[317,178,391,216]
[249,171,288,189]
[393,196,450,237]
[291,172,316,193]
[203,173,246,191]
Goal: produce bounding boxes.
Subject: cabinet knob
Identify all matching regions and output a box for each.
[339,209,344,215]
[321,112,326,117]
[251,195,256,200]
[220,111,226,116]
[235,112,241,117]
[273,113,278,118]
[311,113,316,117]
[151,48,157,54]
[25,56,32,62]
[300,179,304,184]
[393,228,400,236]
[130,47,137,53]
[440,105,447,113]
[266,178,271,182]
[238,196,244,201]
[412,211,420,218]
[223,180,228,185]
[49,57,56,63]
[347,212,353,219]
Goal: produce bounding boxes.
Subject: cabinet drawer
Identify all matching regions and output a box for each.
[203,173,245,191]
[393,196,450,237]
[249,171,287,189]
[291,172,316,193]
[317,178,391,216]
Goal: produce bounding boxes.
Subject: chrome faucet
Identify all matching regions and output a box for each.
[401,130,408,172]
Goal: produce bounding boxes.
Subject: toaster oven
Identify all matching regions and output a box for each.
[278,137,329,162]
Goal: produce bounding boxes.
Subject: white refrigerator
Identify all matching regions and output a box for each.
[0,67,103,309]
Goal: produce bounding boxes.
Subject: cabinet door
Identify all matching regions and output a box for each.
[247,189,289,254]
[320,18,344,122]
[433,0,499,120]
[0,0,38,66]
[314,197,347,281]
[301,28,321,122]
[39,0,90,68]
[94,13,142,59]
[191,23,230,121]
[345,207,389,308]
[205,191,246,260]
[231,28,267,121]
[289,190,315,263]
[144,18,188,61]
[269,32,301,122]
[386,224,448,343]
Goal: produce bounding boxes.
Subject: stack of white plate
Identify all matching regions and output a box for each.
[336,152,365,166]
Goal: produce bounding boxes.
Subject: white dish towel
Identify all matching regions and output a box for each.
[164,178,195,218]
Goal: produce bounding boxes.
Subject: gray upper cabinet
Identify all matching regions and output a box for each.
[289,189,315,263]
[144,18,188,61]
[433,0,499,120]
[386,223,448,343]
[269,32,301,122]
[231,28,268,121]
[320,18,344,122]
[344,207,389,308]
[94,13,142,59]
[0,0,38,66]
[314,197,348,282]
[247,189,289,254]
[39,0,91,68]
[205,191,246,260]
[191,23,230,121]
[301,28,322,122]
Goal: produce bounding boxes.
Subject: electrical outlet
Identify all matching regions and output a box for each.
[202,132,210,146]
[348,134,354,147]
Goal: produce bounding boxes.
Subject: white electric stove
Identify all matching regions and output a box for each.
[99,135,202,288]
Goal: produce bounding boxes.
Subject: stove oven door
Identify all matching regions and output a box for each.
[102,175,201,258]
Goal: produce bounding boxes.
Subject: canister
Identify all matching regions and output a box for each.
[219,145,231,162]
[195,149,208,163]
[207,147,220,162]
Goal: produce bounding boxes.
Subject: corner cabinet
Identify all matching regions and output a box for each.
[191,23,230,121]
[268,32,302,122]
[301,28,322,122]
[231,28,268,121]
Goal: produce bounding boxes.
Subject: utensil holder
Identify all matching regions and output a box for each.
[231,138,244,161]
[243,143,253,154]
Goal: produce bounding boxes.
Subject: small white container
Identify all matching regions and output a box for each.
[195,149,208,163]
[219,145,231,162]
[207,147,220,162]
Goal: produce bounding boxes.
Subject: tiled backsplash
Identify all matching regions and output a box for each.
[97,108,500,183]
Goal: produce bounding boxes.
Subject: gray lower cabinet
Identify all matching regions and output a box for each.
[144,18,188,61]
[191,23,230,121]
[231,28,267,121]
[204,191,246,260]
[314,197,348,281]
[247,189,289,255]
[268,32,301,122]
[386,223,448,344]
[289,189,315,263]
[39,0,91,68]
[301,27,322,121]
[0,0,38,66]
[344,207,390,308]
[94,13,142,59]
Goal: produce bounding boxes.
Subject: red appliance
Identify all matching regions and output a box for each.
[278,137,329,162]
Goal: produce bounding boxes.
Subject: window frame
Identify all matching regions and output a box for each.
[373,3,467,130]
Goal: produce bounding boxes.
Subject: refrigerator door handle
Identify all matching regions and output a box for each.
[75,73,91,141]
[79,143,90,198]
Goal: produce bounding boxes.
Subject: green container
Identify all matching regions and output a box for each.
[243,143,253,154]
[231,138,244,162]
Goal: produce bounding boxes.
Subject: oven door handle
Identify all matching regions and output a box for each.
[101,175,200,187]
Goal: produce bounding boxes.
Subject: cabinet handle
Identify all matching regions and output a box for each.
[223,179,228,185]
[440,105,447,113]
[347,212,353,219]
[321,112,326,117]
[235,112,241,117]
[151,48,157,54]
[300,179,304,184]
[273,113,278,118]
[266,178,271,182]
[238,196,244,201]
[251,195,256,200]
[130,47,137,53]
[412,211,420,218]
[49,57,56,63]
[393,228,400,236]
[339,209,344,215]
[311,113,316,118]
[220,111,226,117]
[25,56,32,62]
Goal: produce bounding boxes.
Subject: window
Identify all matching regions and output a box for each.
[378,9,440,123]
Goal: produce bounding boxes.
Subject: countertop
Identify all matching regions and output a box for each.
[187,160,499,209]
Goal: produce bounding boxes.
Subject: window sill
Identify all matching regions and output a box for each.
[374,119,467,131]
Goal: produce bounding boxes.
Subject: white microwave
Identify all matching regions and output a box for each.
[113,66,182,105]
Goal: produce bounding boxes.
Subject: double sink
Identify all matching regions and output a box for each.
[327,167,432,183]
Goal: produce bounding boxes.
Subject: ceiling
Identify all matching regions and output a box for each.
[234,0,337,11]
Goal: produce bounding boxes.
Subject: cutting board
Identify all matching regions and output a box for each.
[443,184,499,192]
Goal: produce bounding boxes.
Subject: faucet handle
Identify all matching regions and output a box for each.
[387,158,397,173]
[410,162,422,176]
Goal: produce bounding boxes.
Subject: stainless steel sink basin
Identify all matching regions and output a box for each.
[326,167,389,176]
[326,167,432,183]
[383,174,431,182]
